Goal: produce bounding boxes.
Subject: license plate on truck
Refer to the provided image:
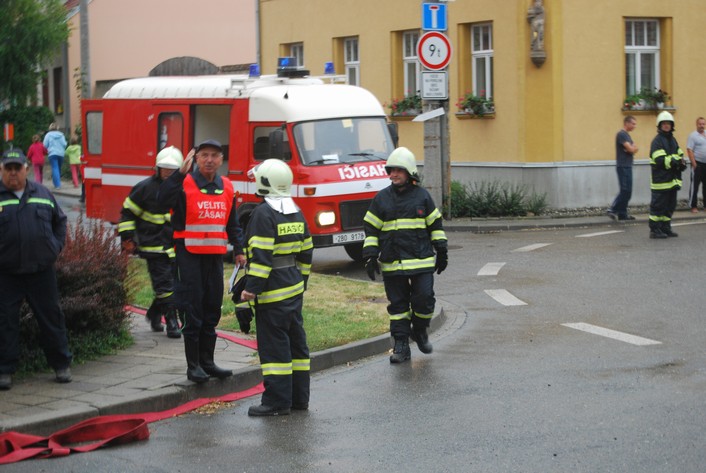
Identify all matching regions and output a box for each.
[332,231,365,244]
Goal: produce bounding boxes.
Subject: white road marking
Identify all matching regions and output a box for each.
[561,322,662,346]
[575,230,624,238]
[672,220,706,227]
[478,262,506,276]
[512,243,552,252]
[484,289,527,306]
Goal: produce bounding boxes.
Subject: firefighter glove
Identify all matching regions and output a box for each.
[365,257,380,281]
[435,248,448,275]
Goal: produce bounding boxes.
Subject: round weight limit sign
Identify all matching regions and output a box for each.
[417,31,452,71]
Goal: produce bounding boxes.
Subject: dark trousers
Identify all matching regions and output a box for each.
[174,245,223,343]
[383,271,435,339]
[610,166,633,218]
[690,162,706,209]
[255,296,310,408]
[649,189,678,232]
[145,255,175,310]
[0,268,72,374]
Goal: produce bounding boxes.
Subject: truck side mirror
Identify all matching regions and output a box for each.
[387,122,399,148]
[269,128,291,160]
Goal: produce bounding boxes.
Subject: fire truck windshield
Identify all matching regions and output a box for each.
[293,117,394,166]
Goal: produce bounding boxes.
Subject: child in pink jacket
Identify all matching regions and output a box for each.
[26,134,48,183]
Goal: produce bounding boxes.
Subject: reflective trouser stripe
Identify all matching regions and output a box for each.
[292,358,310,372]
[390,310,412,321]
[261,362,292,376]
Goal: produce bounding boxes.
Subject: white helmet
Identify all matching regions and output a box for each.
[385,146,419,181]
[155,146,184,169]
[248,159,293,197]
[656,111,675,127]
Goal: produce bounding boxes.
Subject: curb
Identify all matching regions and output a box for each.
[9,307,445,436]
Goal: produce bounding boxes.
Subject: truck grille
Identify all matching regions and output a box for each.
[340,199,372,231]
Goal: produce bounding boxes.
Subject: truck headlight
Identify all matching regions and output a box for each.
[316,211,336,227]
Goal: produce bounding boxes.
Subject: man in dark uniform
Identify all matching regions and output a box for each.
[158,140,246,383]
[119,146,183,338]
[240,159,314,416]
[649,111,686,239]
[363,147,448,363]
[0,149,72,390]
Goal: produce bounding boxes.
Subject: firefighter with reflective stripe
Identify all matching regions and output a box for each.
[649,111,686,239]
[363,147,448,364]
[118,146,182,337]
[0,149,72,390]
[240,159,314,417]
[159,139,246,384]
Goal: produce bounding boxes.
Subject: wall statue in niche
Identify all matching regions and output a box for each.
[527,0,547,66]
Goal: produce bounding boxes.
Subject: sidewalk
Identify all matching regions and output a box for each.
[2,181,701,437]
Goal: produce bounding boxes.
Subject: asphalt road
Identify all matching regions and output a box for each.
[12,218,706,472]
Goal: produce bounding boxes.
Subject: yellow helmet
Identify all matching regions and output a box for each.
[656,111,675,127]
[155,146,184,169]
[385,147,419,181]
[248,159,293,197]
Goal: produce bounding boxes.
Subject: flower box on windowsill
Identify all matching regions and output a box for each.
[455,109,496,120]
[621,105,676,115]
[390,110,422,121]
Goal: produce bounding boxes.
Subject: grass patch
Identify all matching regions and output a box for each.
[128,259,390,352]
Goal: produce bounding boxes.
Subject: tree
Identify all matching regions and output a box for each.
[0,0,70,106]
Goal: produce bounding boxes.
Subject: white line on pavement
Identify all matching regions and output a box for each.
[561,322,662,346]
[672,220,706,227]
[478,262,506,276]
[575,230,624,238]
[512,243,552,252]
[484,289,528,306]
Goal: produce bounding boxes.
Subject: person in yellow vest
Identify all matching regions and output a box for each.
[158,140,246,383]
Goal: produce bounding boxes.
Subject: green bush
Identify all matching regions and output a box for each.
[17,217,134,375]
[445,180,548,218]
[0,105,54,153]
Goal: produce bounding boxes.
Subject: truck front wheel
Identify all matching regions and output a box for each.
[344,242,364,263]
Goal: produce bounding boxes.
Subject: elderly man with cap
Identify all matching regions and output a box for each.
[119,146,184,338]
[0,149,72,390]
[158,140,246,383]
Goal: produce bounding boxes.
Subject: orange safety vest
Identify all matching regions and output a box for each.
[173,174,234,254]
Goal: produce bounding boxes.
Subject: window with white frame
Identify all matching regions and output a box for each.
[290,43,304,67]
[403,31,420,97]
[344,37,359,86]
[471,23,493,99]
[625,19,660,95]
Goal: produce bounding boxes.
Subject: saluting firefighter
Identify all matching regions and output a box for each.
[363,147,448,363]
[240,159,314,417]
[119,146,183,338]
[649,111,687,239]
[158,140,247,383]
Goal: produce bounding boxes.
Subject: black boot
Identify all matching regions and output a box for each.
[662,223,678,237]
[413,327,433,354]
[145,301,164,332]
[184,338,209,383]
[389,337,411,364]
[200,333,232,379]
[165,309,181,339]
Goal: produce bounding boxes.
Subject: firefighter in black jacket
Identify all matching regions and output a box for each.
[159,139,246,384]
[119,146,183,338]
[240,159,314,416]
[363,147,448,363]
[649,111,686,239]
[0,149,72,390]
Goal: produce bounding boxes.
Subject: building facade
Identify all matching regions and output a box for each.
[258,0,706,208]
[43,0,257,139]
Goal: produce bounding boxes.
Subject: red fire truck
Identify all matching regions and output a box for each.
[81,63,397,261]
